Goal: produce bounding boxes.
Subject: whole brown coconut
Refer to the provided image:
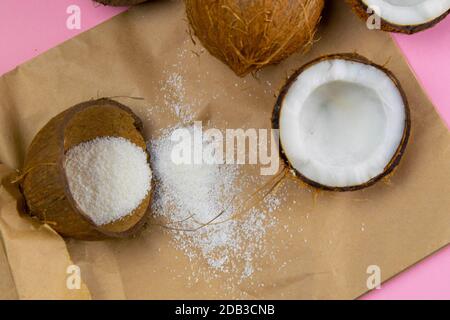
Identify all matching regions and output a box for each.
[20,98,152,240]
[185,0,325,76]
[94,0,148,6]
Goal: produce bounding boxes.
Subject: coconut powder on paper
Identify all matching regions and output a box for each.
[150,126,281,282]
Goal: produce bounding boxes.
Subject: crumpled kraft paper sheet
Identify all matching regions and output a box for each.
[0,0,450,299]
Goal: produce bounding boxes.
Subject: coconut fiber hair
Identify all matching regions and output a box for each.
[185,0,324,76]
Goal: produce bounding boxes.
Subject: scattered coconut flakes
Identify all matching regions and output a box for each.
[160,72,195,122]
[149,125,281,283]
[144,53,286,289]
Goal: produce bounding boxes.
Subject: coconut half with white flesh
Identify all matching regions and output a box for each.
[272,54,411,191]
[349,0,450,34]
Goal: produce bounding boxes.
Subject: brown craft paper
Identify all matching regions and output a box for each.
[1,0,450,299]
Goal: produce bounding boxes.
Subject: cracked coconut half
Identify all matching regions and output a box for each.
[272,54,411,191]
[350,0,450,34]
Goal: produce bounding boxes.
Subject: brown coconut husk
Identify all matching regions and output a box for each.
[185,0,324,77]
[94,0,148,6]
[272,53,411,192]
[348,0,450,34]
[19,98,153,240]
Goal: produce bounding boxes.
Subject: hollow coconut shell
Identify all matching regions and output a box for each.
[94,0,148,6]
[348,0,450,34]
[20,98,153,240]
[185,0,325,77]
[272,53,411,192]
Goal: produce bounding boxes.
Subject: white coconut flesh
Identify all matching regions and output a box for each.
[362,0,450,26]
[279,58,407,188]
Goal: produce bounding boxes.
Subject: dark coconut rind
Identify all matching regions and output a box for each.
[94,0,148,6]
[348,0,450,34]
[272,53,411,192]
[21,98,153,240]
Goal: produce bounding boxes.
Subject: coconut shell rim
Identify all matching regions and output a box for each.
[272,53,411,192]
[348,0,450,34]
[58,98,153,238]
[94,0,148,6]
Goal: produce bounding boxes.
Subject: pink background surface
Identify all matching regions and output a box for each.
[0,0,449,299]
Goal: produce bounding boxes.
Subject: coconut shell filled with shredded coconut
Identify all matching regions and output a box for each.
[20,98,153,240]
[64,137,152,226]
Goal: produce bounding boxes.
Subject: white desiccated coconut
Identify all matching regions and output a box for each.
[64,136,152,226]
[150,126,280,282]
[147,67,283,287]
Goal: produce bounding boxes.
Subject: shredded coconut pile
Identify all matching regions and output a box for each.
[146,64,282,283]
[150,127,279,281]
[65,136,152,226]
